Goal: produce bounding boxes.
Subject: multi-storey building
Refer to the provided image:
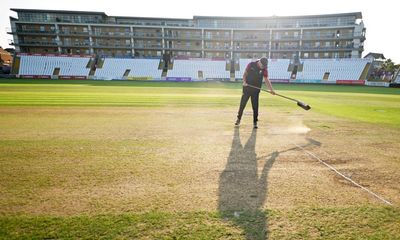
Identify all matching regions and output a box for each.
[8,9,366,59]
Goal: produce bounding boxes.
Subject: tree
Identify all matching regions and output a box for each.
[381,59,396,73]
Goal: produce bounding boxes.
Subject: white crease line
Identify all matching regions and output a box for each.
[294,143,393,206]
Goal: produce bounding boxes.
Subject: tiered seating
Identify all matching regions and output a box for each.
[395,73,400,83]
[17,54,372,83]
[19,55,90,76]
[201,60,229,79]
[268,59,291,79]
[236,59,252,78]
[95,58,162,80]
[167,59,229,79]
[236,58,291,80]
[297,58,370,81]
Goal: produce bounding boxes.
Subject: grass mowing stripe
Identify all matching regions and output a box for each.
[1,80,399,126]
[0,207,399,239]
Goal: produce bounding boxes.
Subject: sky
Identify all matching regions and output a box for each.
[1,0,399,63]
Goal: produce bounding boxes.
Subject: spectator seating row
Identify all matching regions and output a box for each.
[167,59,229,79]
[95,58,162,80]
[236,59,292,79]
[19,55,90,76]
[17,55,371,82]
[297,58,370,81]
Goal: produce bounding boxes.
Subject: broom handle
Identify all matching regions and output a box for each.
[246,84,299,103]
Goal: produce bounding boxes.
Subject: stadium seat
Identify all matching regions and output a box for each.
[19,55,91,76]
[94,58,162,80]
[167,59,230,80]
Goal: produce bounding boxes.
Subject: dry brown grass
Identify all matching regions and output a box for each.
[0,106,399,217]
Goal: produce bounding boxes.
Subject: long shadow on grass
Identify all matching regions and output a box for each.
[219,128,321,239]
[218,127,278,239]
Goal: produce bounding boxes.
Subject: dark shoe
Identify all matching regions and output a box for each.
[235,118,241,126]
[253,122,258,129]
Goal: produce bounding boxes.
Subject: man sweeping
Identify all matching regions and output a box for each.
[235,57,275,128]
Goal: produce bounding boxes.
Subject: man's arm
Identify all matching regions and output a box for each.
[264,76,275,95]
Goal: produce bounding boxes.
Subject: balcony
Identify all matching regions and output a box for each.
[204,44,231,50]
[132,33,163,39]
[203,35,231,41]
[271,36,301,41]
[233,36,270,42]
[92,43,132,49]
[299,45,356,51]
[270,46,300,51]
[164,46,202,51]
[91,32,131,38]
[233,46,269,52]
[12,41,58,46]
[164,34,202,40]
[301,33,354,40]
[60,42,91,47]
[58,31,90,36]
[12,29,57,35]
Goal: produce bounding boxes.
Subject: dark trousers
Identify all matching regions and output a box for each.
[237,88,260,123]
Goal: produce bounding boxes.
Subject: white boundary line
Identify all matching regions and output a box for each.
[294,143,393,205]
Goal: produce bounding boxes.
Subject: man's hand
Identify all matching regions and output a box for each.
[243,81,248,87]
[269,90,276,95]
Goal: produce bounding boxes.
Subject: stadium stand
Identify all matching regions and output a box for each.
[268,59,292,80]
[390,69,400,87]
[94,58,162,80]
[19,54,91,78]
[236,59,252,79]
[292,58,370,81]
[166,59,229,80]
[236,58,291,80]
[15,54,378,85]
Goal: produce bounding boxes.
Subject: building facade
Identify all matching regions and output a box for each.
[8,9,366,59]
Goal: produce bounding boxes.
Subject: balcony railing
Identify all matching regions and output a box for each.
[61,42,91,47]
[233,36,270,41]
[235,46,269,50]
[59,31,90,36]
[204,35,231,40]
[14,41,58,46]
[91,32,131,37]
[164,46,202,50]
[13,29,57,35]
[271,36,301,41]
[301,33,354,40]
[299,45,355,50]
[132,33,163,38]
[92,43,132,48]
[10,28,360,44]
[164,34,202,40]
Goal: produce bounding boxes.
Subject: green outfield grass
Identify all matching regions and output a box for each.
[1,79,400,126]
[0,79,399,239]
[1,206,399,239]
